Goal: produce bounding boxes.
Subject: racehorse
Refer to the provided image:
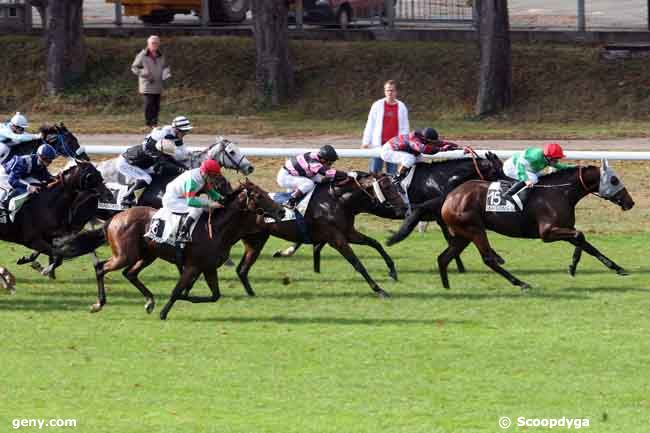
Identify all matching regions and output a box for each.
[236,172,406,298]
[0,162,112,277]
[95,136,253,215]
[9,123,90,161]
[274,152,505,274]
[20,136,254,273]
[437,161,635,289]
[57,180,285,320]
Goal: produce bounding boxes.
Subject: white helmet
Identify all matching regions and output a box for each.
[10,112,28,129]
[0,143,10,163]
[171,116,192,132]
[156,138,177,156]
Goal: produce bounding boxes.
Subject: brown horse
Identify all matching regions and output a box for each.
[437,161,635,289]
[59,180,285,320]
[237,172,405,298]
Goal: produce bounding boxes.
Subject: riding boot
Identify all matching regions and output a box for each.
[121,179,148,207]
[503,181,527,210]
[392,166,410,193]
[177,216,196,244]
[284,190,304,210]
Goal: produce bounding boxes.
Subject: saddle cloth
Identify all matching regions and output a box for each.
[266,188,315,223]
[485,181,518,213]
[97,182,145,211]
[144,208,200,246]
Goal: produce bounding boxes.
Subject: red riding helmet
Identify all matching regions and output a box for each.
[200,159,222,176]
[543,143,565,160]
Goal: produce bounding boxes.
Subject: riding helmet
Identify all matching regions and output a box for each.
[318,145,339,163]
[200,159,222,176]
[10,112,28,129]
[543,143,565,160]
[37,143,57,162]
[172,116,193,132]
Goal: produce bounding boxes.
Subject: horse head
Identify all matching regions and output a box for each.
[205,137,254,175]
[477,151,504,181]
[236,179,285,221]
[41,122,89,161]
[347,171,406,210]
[596,159,635,211]
[56,162,112,202]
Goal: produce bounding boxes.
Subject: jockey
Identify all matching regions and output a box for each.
[117,130,188,207]
[381,128,459,186]
[1,144,56,203]
[502,143,574,210]
[0,112,42,147]
[144,115,192,162]
[276,144,348,209]
[162,159,227,243]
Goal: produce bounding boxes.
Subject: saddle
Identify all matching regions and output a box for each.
[144,208,200,247]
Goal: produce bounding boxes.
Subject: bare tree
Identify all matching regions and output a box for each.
[475,0,512,116]
[251,0,294,107]
[37,0,86,96]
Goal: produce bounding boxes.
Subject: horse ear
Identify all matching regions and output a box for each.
[601,158,608,171]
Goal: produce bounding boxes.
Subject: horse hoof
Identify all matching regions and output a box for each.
[272,250,283,258]
[30,261,44,272]
[568,267,576,278]
[376,289,391,298]
[245,290,256,297]
[16,257,29,265]
[224,258,235,267]
[40,265,55,277]
[159,312,168,320]
[496,257,506,265]
[389,270,398,281]
[145,300,155,314]
[89,303,102,313]
[520,283,532,291]
[616,269,629,276]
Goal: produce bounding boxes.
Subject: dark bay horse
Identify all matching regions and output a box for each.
[9,123,90,161]
[58,180,285,320]
[0,162,112,276]
[237,173,406,298]
[437,161,635,289]
[275,152,505,274]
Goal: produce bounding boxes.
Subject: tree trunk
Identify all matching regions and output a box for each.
[251,0,294,107]
[475,0,512,116]
[45,0,86,96]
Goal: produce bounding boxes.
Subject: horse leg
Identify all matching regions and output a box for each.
[160,266,201,320]
[313,242,325,273]
[568,232,627,275]
[185,268,221,303]
[347,230,398,281]
[472,231,531,289]
[17,250,40,265]
[122,256,157,314]
[92,255,130,313]
[237,234,269,296]
[437,220,466,273]
[42,255,62,280]
[437,236,471,289]
[386,207,425,246]
[541,227,627,275]
[273,242,302,258]
[568,246,583,277]
[328,235,390,298]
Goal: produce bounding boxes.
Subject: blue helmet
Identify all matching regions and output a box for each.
[37,144,57,161]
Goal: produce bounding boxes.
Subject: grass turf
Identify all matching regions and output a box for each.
[0,229,649,433]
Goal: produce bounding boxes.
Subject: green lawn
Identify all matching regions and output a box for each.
[1,228,649,433]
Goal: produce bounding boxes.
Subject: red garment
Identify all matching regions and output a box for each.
[381,101,399,144]
[388,133,447,156]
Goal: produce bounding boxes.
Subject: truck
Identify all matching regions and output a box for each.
[106,0,250,24]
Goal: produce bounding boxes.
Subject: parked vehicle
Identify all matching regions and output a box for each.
[106,0,249,24]
[289,0,389,29]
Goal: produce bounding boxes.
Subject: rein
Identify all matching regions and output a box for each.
[464,146,485,181]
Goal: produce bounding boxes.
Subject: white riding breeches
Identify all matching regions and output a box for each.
[380,144,424,168]
[276,168,318,195]
[162,192,204,220]
[116,156,153,185]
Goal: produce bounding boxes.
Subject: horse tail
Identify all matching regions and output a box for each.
[54,227,107,258]
[386,208,425,246]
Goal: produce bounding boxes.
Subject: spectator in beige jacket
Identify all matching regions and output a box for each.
[131,35,171,127]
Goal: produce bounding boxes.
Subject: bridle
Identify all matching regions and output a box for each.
[578,166,599,196]
[216,141,247,172]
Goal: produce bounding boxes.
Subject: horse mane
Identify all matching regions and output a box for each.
[538,165,597,185]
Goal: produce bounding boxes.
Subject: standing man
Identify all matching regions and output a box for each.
[131,35,171,128]
[361,80,409,174]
